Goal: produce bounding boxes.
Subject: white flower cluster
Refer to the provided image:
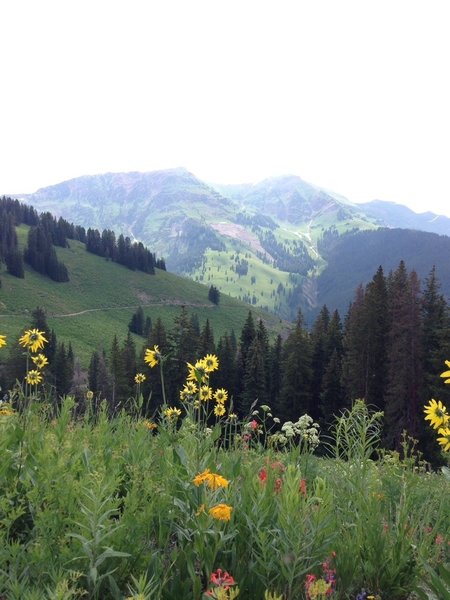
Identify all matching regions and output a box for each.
[275,414,320,450]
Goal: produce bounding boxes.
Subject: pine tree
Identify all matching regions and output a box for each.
[198,318,215,356]
[384,263,424,449]
[268,334,283,416]
[128,306,145,335]
[341,285,367,403]
[363,266,389,410]
[420,266,450,462]
[279,311,313,422]
[110,335,129,409]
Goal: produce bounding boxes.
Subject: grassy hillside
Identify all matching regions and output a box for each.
[0,226,289,365]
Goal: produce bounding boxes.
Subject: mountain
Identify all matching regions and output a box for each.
[358,200,450,236]
[0,224,289,365]
[17,169,450,321]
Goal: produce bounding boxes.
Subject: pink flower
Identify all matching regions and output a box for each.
[249,419,258,430]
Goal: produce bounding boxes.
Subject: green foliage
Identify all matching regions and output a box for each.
[0,226,286,365]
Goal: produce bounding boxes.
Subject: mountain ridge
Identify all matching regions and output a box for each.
[15,169,450,321]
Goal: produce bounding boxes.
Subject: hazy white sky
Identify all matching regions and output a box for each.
[2,0,450,216]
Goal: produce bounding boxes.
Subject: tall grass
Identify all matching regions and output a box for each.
[0,393,448,599]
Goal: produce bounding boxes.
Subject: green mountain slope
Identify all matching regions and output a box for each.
[0,226,289,365]
[18,169,450,321]
[20,170,379,319]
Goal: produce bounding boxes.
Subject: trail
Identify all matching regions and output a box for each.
[0,300,213,320]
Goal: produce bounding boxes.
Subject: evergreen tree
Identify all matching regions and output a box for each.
[363,266,389,410]
[420,266,450,461]
[122,332,137,393]
[53,342,74,400]
[5,249,24,278]
[110,335,129,409]
[341,285,367,403]
[216,333,237,405]
[143,316,152,338]
[310,306,330,420]
[320,349,346,425]
[198,318,215,356]
[384,263,423,449]
[208,285,220,305]
[235,312,256,414]
[166,307,196,402]
[279,311,313,421]
[128,306,145,335]
[268,334,283,416]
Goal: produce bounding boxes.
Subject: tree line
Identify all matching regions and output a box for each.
[0,197,165,283]
[1,260,448,463]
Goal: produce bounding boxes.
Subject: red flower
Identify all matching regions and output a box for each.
[258,468,268,483]
[249,419,258,430]
[274,477,282,493]
[299,478,307,497]
[210,568,236,588]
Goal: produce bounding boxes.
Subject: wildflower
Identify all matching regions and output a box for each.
[228,412,237,420]
[204,354,219,372]
[249,419,258,431]
[209,503,232,521]
[214,403,226,417]
[187,359,208,383]
[86,390,94,401]
[31,353,49,369]
[424,399,449,429]
[299,478,307,497]
[440,359,450,383]
[19,329,48,353]
[0,407,15,417]
[210,568,236,588]
[200,385,212,401]
[164,406,182,421]
[214,388,228,403]
[142,419,157,430]
[184,381,198,395]
[0,334,7,348]
[437,426,450,452]
[134,372,146,384]
[26,369,43,385]
[144,345,160,368]
[258,468,267,483]
[193,469,212,486]
[305,576,331,599]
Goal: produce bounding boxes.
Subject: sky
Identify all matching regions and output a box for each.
[2,0,450,216]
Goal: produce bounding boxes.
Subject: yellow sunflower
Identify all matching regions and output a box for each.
[440,360,450,384]
[164,406,182,421]
[214,388,228,404]
[203,354,219,373]
[214,403,226,417]
[26,369,43,385]
[436,426,450,452]
[31,354,49,369]
[424,399,449,429]
[186,359,208,383]
[0,334,7,348]
[200,385,212,402]
[144,345,160,368]
[134,372,146,384]
[19,329,48,353]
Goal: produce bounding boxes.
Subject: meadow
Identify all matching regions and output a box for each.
[0,333,449,600]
